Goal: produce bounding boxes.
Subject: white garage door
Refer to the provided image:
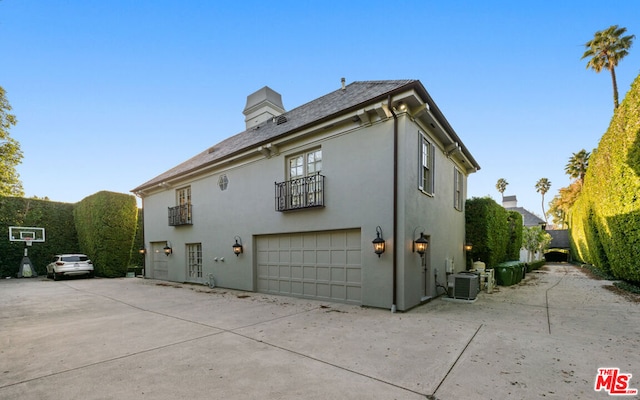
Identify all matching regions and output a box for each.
[256,229,362,304]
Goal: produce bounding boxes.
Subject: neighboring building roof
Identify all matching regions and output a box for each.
[548,229,570,249]
[505,207,545,227]
[132,80,480,194]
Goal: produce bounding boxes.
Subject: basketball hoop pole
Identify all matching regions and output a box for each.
[24,238,33,257]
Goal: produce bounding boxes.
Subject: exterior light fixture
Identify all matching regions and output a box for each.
[372,226,385,257]
[163,242,172,256]
[413,232,428,256]
[464,243,473,252]
[138,246,146,255]
[232,236,243,256]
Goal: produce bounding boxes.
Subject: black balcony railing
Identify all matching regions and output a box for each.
[168,204,192,226]
[275,174,325,212]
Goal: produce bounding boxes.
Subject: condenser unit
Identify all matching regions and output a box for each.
[448,273,479,300]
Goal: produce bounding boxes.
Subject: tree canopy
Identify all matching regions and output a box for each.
[0,86,24,197]
[582,25,635,109]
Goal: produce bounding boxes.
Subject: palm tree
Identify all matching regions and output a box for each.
[565,149,590,183]
[495,178,508,201]
[582,25,635,109]
[535,178,551,224]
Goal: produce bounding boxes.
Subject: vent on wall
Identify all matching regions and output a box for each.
[276,115,288,125]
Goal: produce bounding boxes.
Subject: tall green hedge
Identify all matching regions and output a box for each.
[569,74,640,282]
[73,191,138,278]
[465,197,521,267]
[506,210,524,261]
[0,197,78,277]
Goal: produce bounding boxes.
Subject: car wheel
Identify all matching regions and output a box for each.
[88,272,94,279]
[53,272,60,281]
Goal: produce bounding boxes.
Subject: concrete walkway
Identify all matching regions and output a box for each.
[0,263,638,399]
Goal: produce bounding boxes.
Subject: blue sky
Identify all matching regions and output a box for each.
[2,1,640,217]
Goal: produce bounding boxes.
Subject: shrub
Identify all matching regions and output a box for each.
[74,191,138,277]
[465,197,517,267]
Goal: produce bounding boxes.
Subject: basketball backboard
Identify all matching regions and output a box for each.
[9,226,46,243]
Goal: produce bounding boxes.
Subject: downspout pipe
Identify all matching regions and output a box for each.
[389,95,398,313]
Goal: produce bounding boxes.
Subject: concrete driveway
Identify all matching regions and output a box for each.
[1,263,638,399]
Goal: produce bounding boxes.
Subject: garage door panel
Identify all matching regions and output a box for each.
[331,267,345,282]
[279,281,291,293]
[331,285,346,299]
[316,283,330,298]
[347,249,360,265]
[257,229,362,304]
[303,266,315,279]
[317,250,330,264]
[279,265,291,279]
[317,267,330,281]
[303,250,316,263]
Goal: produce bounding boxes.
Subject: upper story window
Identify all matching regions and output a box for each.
[419,133,435,195]
[289,149,322,179]
[276,148,325,211]
[168,186,192,226]
[454,168,464,211]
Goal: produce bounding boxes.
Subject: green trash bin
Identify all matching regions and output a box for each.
[511,263,522,284]
[494,264,515,286]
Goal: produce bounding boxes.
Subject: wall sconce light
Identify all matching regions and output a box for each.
[372,226,386,257]
[138,246,146,255]
[413,232,429,256]
[464,242,473,252]
[232,236,243,256]
[163,242,172,256]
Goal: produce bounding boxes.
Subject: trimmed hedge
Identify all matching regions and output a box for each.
[506,211,523,261]
[465,197,522,267]
[569,74,640,282]
[74,191,138,278]
[0,197,78,277]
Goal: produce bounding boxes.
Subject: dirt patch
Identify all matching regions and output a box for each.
[604,285,640,303]
[156,282,182,288]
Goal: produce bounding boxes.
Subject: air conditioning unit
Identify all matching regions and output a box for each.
[448,273,479,300]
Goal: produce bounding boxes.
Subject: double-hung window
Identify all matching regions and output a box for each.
[454,168,464,211]
[419,133,435,195]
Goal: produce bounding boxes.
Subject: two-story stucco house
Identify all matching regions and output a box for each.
[132,79,480,312]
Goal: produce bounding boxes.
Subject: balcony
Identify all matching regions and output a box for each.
[275,174,325,212]
[168,204,192,226]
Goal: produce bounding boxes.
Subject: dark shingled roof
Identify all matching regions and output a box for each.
[505,207,546,227]
[132,80,478,193]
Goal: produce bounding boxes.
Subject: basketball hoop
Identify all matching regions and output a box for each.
[24,237,33,247]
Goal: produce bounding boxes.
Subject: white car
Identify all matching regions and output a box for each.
[46,254,94,280]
